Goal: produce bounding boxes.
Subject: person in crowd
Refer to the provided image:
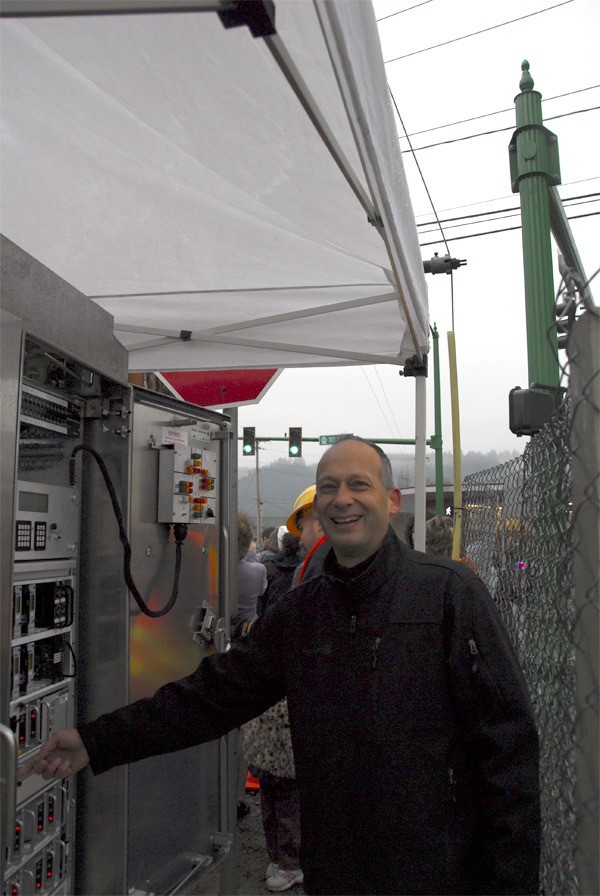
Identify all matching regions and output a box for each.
[234,511,267,639]
[286,485,328,586]
[235,511,267,819]
[243,679,302,892]
[245,529,260,563]
[246,524,304,888]
[21,436,540,896]
[424,513,454,556]
[248,522,304,888]
[243,695,302,892]
[408,512,480,572]
[260,526,276,553]
[403,512,425,549]
[259,531,303,617]
[259,527,281,564]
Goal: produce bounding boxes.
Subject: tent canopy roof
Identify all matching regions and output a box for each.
[1,0,429,371]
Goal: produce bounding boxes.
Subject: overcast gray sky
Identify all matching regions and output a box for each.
[237,0,599,474]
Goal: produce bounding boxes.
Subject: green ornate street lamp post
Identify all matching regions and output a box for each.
[509,60,561,389]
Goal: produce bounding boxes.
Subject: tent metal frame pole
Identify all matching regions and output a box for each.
[195,292,400,335]
[263,33,377,223]
[413,376,427,552]
[116,324,405,366]
[312,0,424,360]
[219,403,238,896]
[0,0,222,17]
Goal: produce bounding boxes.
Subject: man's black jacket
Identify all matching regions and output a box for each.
[80,528,540,895]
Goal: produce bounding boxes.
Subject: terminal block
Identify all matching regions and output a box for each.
[157,442,217,525]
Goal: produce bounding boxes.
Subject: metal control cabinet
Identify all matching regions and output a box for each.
[1,237,237,896]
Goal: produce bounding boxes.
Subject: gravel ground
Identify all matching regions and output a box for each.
[190,791,305,896]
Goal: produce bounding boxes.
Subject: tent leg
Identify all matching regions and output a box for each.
[413,376,427,551]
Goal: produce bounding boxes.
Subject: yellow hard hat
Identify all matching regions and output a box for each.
[286,485,317,537]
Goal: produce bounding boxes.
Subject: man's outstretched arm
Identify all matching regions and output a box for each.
[19,729,90,780]
[19,602,288,781]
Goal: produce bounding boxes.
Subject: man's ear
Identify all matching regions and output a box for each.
[389,487,402,516]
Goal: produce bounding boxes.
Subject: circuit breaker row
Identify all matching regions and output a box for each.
[3,780,71,896]
[13,582,73,637]
[9,580,74,891]
[11,636,72,699]
[10,689,70,760]
[4,339,81,896]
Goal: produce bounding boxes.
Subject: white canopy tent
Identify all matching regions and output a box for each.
[0,0,430,538]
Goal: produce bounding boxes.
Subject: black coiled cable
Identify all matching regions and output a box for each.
[70,444,187,618]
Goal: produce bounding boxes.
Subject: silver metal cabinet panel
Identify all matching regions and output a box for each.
[125,394,226,895]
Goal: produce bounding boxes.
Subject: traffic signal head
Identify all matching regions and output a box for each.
[242,427,256,456]
[288,427,302,458]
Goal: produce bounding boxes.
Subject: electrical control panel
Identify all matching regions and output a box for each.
[14,482,79,561]
[2,286,232,896]
[156,428,217,524]
[5,334,115,896]
[4,777,73,896]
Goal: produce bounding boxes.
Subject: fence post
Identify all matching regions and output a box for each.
[569,311,600,895]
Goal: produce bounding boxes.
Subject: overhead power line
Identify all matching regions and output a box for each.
[413,176,600,220]
[400,85,600,139]
[384,0,574,64]
[389,85,457,325]
[361,367,400,438]
[401,105,600,153]
[374,367,403,438]
[416,192,600,229]
[417,199,600,236]
[418,210,599,246]
[376,0,433,21]
[389,88,449,254]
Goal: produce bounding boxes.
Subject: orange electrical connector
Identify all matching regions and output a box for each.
[245,771,260,792]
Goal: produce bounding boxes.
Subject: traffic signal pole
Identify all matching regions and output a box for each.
[254,445,262,539]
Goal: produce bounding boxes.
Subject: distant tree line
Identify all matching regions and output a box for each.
[238,449,519,529]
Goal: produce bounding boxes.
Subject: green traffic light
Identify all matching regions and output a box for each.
[288,426,302,457]
[242,427,255,455]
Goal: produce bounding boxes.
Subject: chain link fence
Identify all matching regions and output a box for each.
[461,306,599,896]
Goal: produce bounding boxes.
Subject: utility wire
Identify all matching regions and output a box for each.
[416,192,600,229]
[389,87,449,252]
[417,204,599,235]
[418,205,599,235]
[374,367,403,437]
[376,0,433,21]
[419,210,599,246]
[362,367,403,438]
[413,176,599,220]
[402,106,600,154]
[384,0,574,64]
[417,202,600,235]
[399,85,600,139]
[388,89,455,325]
[361,367,398,437]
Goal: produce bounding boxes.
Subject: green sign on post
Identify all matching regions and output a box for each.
[319,434,349,446]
